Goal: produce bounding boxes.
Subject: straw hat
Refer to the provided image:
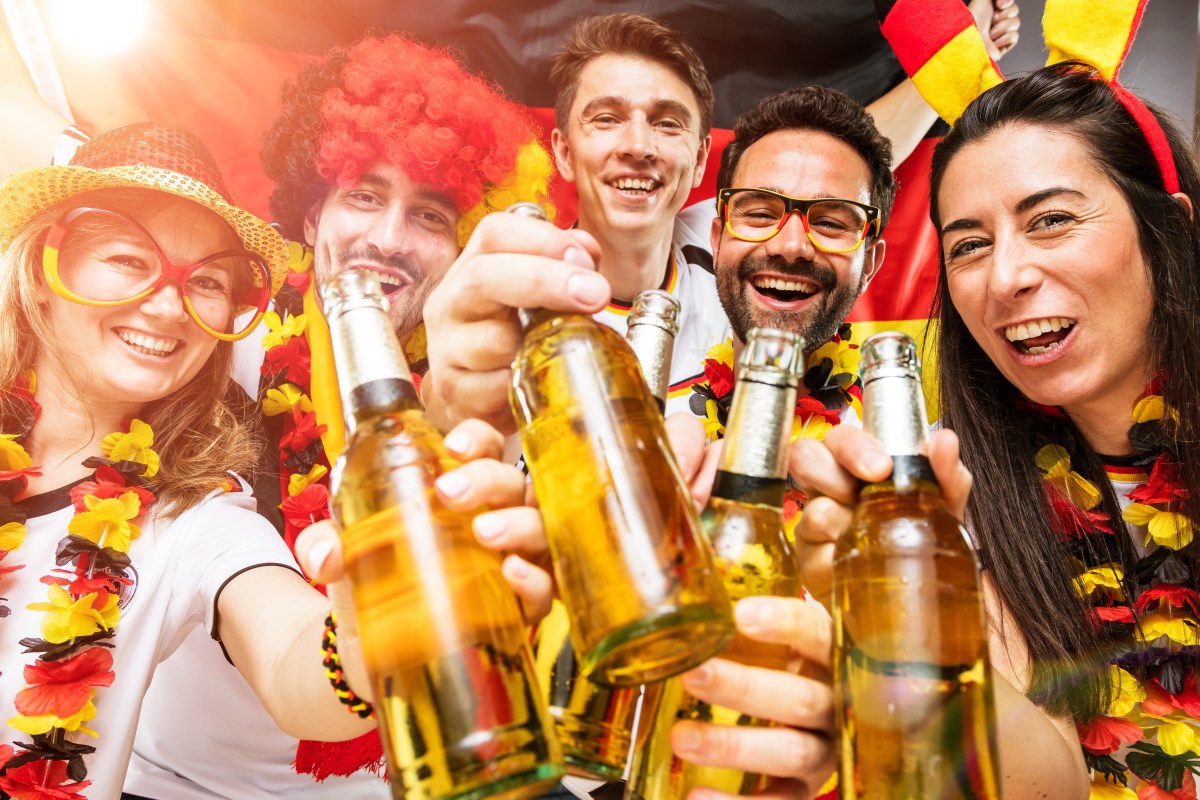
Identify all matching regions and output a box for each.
[0,122,288,301]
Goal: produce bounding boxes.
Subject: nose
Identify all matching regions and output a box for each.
[763,209,816,262]
[618,115,656,161]
[988,234,1044,301]
[139,280,191,325]
[365,203,415,257]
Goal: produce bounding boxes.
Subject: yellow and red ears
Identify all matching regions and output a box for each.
[876,0,1178,194]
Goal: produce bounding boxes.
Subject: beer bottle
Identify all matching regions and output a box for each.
[832,332,1001,799]
[508,247,732,687]
[627,328,804,799]
[531,289,680,779]
[325,269,563,800]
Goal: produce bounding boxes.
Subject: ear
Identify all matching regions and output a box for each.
[1172,192,1194,223]
[692,134,712,189]
[551,128,576,184]
[302,201,321,247]
[861,237,887,291]
[709,209,724,256]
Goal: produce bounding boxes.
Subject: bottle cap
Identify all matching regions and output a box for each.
[738,328,804,387]
[629,289,681,336]
[860,332,921,384]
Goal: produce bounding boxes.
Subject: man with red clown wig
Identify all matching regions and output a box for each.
[120,35,555,800]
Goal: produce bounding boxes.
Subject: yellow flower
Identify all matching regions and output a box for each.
[1123,504,1193,550]
[404,323,428,365]
[791,414,834,442]
[1036,445,1101,510]
[0,521,26,551]
[9,699,98,736]
[0,433,32,471]
[702,398,724,441]
[1075,563,1125,599]
[1105,666,1146,717]
[261,311,308,351]
[67,491,143,552]
[28,585,121,643]
[809,338,861,378]
[287,240,313,274]
[1155,718,1199,756]
[706,339,734,366]
[101,419,159,478]
[1137,612,1200,646]
[262,384,313,416]
[1132,394,1167,423]
[1088,774,1138,799]
[288,464,329,497]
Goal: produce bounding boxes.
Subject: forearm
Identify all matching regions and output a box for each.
[993,672,1089,800]
[865,79,940,167]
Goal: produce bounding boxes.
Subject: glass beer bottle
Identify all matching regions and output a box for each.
[324,269,563,800]
[832,332,1001,799]
[531,289,680,779]
[509,276,733,688]
[627,328,804,799]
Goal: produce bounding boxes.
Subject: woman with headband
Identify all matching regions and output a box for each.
[0,122,549,799]
[657,2,1200,798]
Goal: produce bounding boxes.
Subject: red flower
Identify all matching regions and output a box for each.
[1077,714,1143,754]
[1045,484,1112,539]
[262,335,311,384]
[14,647,114,718]
[795,395,842,426]
[281,483,330,545]
[285,269,313,292]
[1092,605,1136,624]
[41,569,131,602]
[1134,584,1200,616]
[70,465,155,513]
[0,466,42,495]
[0,759,90,799]
[1142,679,1178,717]
[1156,671,1200,718]
[703,358,734,398]
[280,408,325,453]
[1128,455,1187,506]
[1138,771,1196,799]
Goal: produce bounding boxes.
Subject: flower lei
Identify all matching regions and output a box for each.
[0,371,159,798]
[689,323,863,527]
[1032,380,1200,798]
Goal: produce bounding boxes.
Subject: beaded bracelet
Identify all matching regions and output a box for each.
[322,612,375,719]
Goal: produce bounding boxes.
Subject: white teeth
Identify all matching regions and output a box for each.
[752,276,818,293]
[117,329,179,356]
[1004,317,1075,342]
[357,267,405,290]
[611,177,656,192]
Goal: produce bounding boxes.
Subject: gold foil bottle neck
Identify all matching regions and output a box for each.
[629,289,681,337]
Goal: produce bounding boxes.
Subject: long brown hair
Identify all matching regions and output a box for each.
[0,189,261,517]
[929,64,1200,721]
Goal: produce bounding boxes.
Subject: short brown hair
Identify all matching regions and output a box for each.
[550,14,714,138]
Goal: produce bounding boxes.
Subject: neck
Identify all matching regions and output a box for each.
[1062,379,1151,458]
[24,362,142,492]
[580,215,672,303]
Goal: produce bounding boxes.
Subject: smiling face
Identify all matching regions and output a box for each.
[551,53,710,243]
[938,124,1155,421]
[305,161,461,338]
[711,128,884,348]
[38,193,232,414]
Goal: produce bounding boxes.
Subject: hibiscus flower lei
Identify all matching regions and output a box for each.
[689,323,863,528]
[0,370,159,798]
[1032,380,1200,798]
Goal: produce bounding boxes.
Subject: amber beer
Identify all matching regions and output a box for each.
[531,289,681,778]
[627,328,804,799]
[324,269,563,800]
[508,221,732,686]
[832,332,1001,799]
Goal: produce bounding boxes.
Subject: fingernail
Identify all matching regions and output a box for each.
[563,245,593,268]
[863,449,893,475]
[436,470,469,498]
[735,597,764,631]
[682,663,712,689]
[308,540,333,576]
[443,430,472,456]
[505,555,530,579]
[673,723,701,755]
[474,513,507,541]
[566,272,608,306]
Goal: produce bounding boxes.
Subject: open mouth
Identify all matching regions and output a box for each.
[116,328,181,358]
[355,266,411,296]
[1005,317,1076,355]
[750,275,821,303]
[609,177,660,196]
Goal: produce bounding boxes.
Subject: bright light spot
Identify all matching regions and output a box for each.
[45,0,149,57]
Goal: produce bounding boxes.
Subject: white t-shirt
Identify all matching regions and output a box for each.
[593,214,731,419]
[0,487,297,799]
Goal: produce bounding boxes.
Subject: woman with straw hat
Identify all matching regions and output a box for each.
[0,122,548,799]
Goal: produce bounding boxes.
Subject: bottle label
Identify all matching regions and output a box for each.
[720,380,795,479]
[711,471,785,507]
[626,324,673,404]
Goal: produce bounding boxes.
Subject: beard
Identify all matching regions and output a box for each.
[314,245,429,340]
[716,252,865,350]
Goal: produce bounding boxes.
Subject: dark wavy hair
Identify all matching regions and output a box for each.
[716,86,896,234]
[929,63,1200,721]
[550,13,714,138]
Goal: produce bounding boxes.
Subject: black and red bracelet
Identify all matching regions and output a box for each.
[322,612,375,720]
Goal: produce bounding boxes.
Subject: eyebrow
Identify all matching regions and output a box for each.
[940,187,1086,235]
[356,172,456,210]
[579,96,694,125]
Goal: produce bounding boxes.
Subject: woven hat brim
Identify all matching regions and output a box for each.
[0,165,288,307]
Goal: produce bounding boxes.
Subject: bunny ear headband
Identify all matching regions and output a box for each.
[876,0,1179,194]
